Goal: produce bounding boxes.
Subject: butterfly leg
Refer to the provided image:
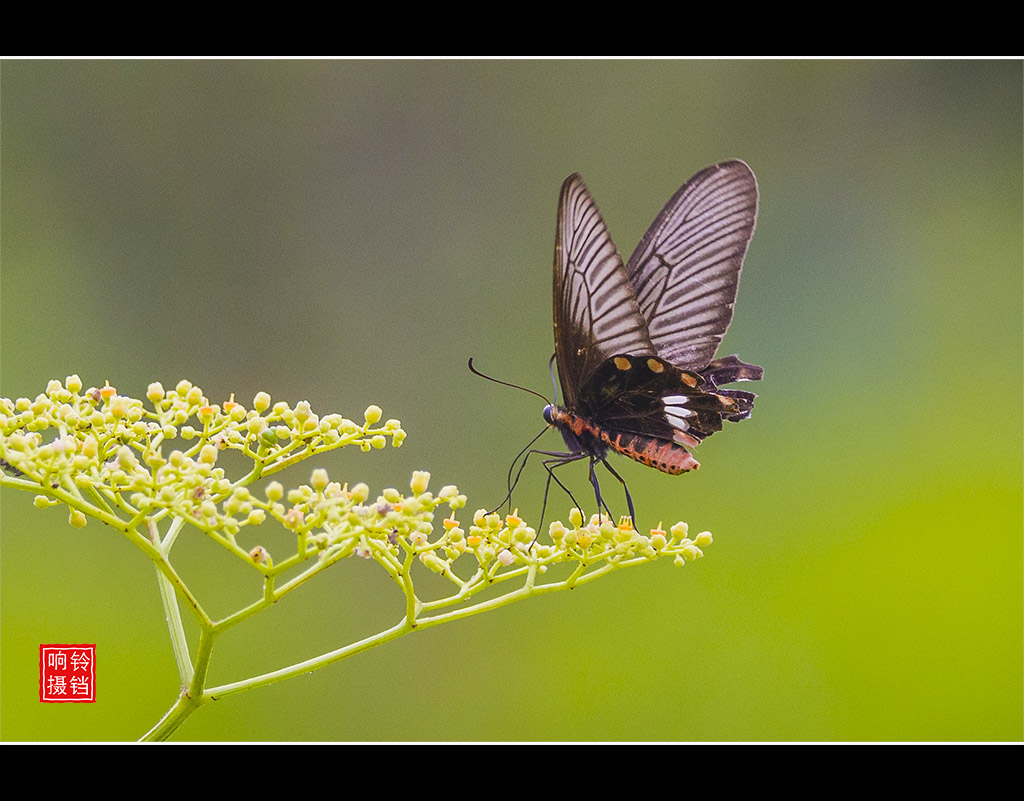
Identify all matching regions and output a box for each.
[491,446,587,535]
[600,458,636,528]
[499,426,551,515]
[491,445,535,515]
[586,456,617,523]
[0,458,26,478]
[488,429,556,516]
[539,452,587,534]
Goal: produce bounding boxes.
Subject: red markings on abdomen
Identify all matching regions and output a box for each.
[547,407,700,475]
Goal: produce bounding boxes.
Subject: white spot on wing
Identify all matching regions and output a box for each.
[663,394,694,430]
[666,412,691,429]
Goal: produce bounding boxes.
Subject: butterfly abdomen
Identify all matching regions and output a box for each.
[545,405,700,475]
[601,428,700,475]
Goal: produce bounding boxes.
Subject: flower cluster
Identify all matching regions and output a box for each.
[1,376,711,588]
[412,505,711,580]
[266,469,468,567]
[0,376,404,539]
[2,376,715,741]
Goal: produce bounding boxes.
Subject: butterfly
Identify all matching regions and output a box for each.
[537,160,763,524]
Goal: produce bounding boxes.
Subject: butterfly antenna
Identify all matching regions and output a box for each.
[468,358,550,404]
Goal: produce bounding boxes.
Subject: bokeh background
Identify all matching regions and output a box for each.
[2,60,1020,742]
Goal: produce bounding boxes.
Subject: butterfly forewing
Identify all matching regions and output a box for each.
[626,160,758,371]
[554,174,655,408]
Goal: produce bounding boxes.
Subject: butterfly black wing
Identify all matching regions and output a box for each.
[577,354,753,444]
[553,174,655,410]
[626,160,760,373]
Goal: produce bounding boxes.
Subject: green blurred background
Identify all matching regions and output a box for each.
[1,60,1020,742]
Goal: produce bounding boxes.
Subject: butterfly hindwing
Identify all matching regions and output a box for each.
[575,355,754,444]
[626,160,759,372]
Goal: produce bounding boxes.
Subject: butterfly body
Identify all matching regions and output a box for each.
[539,160,763,520]
[544,404,700,476]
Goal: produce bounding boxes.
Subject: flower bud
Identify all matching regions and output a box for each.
[681,543,703,562]
[110,396,128,419]
[199,444,218,465]
[410,471,430,495]
[311,468,329,491]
